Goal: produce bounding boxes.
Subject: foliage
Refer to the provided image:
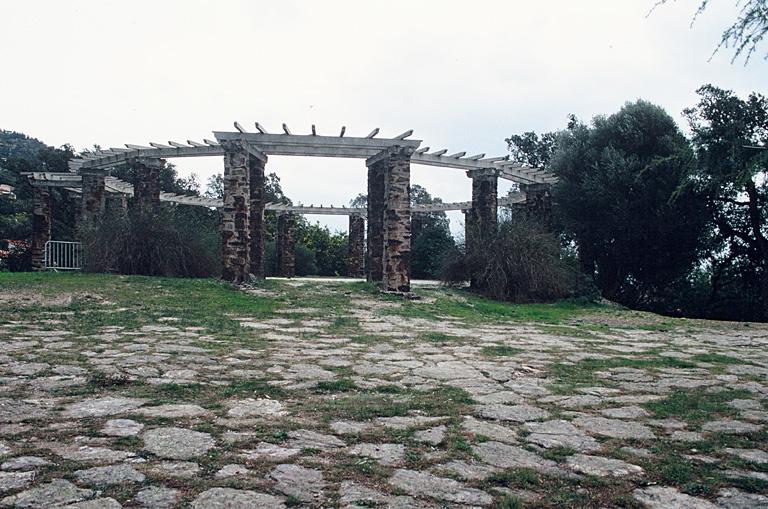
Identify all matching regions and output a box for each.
[442,218,578,303]
[655,0,768,63]
[505,131,558,168]
[295,221,348,276]
[80,206,220,278]
[410,184,456,279]
[550,100,709,309]
[684,84,768,319]
[0,130,77,241]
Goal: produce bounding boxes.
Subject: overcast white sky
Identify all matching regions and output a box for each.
[1,1,765,234]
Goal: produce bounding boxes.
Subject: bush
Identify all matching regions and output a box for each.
[442,219,580,303]
[81,206,220,278]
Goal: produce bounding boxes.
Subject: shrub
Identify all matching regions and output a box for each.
[81,206,220,278]
[442,218,579,303]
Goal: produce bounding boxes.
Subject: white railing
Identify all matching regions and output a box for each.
[44,241,83,271]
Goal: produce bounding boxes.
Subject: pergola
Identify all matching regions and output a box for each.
[26,123,555,291]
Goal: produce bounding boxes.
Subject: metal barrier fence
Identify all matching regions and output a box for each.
[44,241,83,271]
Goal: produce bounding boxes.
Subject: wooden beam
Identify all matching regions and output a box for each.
[311,124,317,136]
[187,140,205,147]
[234,122,247,133]
[149,142,173,149]
[254,122,268,134]
[415,147,430,154]
[430,149,447,156]
[366,128,380,139]
[447,151,466,158]
[339,126,346,137]
[282,123,292,135]
[394,129,413,140]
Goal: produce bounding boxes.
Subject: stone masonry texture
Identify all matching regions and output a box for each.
[348,214,365,278]
[81,171,106,224]
[466,170,498,254]
[132,158,163,212]
[30,186,52,271]
[277,213,296,278]
[367,161,385,283]
[382,146,413,292]
[249,151,267,279]
[220,139,251,284]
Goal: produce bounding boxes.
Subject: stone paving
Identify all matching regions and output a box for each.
[0,277,767,507]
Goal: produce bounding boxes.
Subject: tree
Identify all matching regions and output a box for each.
[684,84,768,317]
[550,100,709,308]
[0,130,77,243]
[655,0,768,63]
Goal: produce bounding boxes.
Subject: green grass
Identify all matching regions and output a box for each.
[550,356,697,391]
[315,378,358,393]
[385,288,597,324]
[480,345,523,357]
[643,388,754,424]
[419,331,463,343]
[0,272,277,337]
[307,386,474,421]
[690,353,749,365]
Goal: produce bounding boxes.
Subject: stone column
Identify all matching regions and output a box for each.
[347,214,365,278]
[220,139,251,283]
[106,193,128,215]
[30,186,52,271]
[248,149,268,278]
[276,213,296,278]
[132,158,163,212]
[366,159,386,283]
[81,170,106,223]
[382,146,413,292]
[465,168,499,253]
[519,183,553,228]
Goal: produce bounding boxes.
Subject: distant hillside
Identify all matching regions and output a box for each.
[0,130,49,167]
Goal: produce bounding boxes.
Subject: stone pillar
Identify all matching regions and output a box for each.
[248,149,268,278]
[519,183,553,228]
[276,213,296,278]
[381,146,413,292]
[81,170,106,223]
[132,158,163,212]
[348,214,365,278]
[220,139,251,284]
[106,193,128,215]
[366,160,386,283]
[465,168,499,253]
[30,186,52,271]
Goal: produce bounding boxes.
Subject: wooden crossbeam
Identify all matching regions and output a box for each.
[394,129,413,140]
[234,122,247,133]
[430,149,447,156]
[187,140,205,147]
[311,125,317,136]
[149,142,173,149]
[415,147,430,154]
[447,151,466,158]
[282,123,291,135]
[254,122,268,134]
[366,128,380,139]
